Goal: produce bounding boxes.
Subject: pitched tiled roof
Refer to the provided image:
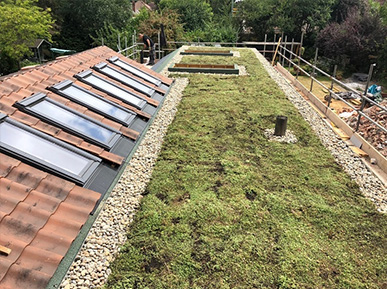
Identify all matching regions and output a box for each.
[0,46,172,289]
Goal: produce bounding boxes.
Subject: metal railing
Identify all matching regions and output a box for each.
[277,42,387,134]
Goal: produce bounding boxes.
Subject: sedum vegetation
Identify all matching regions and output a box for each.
[105,50,387,289]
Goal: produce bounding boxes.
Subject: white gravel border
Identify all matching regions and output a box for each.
[60,47,386,289]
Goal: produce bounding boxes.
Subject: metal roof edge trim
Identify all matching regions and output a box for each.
[45,74,176,289]
[151,47,183,73]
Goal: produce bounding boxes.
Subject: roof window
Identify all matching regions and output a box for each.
[0,113,101,184]
[93,62,156,97]
[75,70,146,109]
[108,56,162,87]
[49,80,137,126]
[16,93,121,149]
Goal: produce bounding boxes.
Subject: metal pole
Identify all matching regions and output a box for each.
[288,38,294,69]
[296,32,304,79]
[125,37,128,57]
[355,63,376,131]
[263,34,267,57]
[158,32,161,60]
[310,48,318,92]
[327,65,337,108]
[132,34,136,60]
[118,33,121,52]
[282,35,287,67]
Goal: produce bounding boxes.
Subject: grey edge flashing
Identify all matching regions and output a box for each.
[168,63,239,75]
[46,70,177,289]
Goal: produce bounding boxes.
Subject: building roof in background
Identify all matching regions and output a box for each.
[0,46,172,289]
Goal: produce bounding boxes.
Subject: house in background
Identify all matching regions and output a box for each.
[132,0,155,14]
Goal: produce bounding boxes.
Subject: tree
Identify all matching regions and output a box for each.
[0,0,54,73]
[238,0,335,41]
[159,0,213,31]
[137,9,185,46]
[316,7,387,72]
[53,0,132,51]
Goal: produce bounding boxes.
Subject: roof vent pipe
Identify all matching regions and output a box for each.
[274,115,287,136]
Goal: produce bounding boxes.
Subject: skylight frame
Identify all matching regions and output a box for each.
[93,62,156,97]
[16,93,122,150]
[108,56,162,87]
[49,80,137,126]
[0,113,101,185]
[75,70,147,110]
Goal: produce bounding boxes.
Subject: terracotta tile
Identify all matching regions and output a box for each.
[0,258,12,282]
[56,131,83,146]
[12,88,34,99]
[66,101,88,113]
[25,72,46,83]
[29,229,73,256]
[60,70,76,79]
[0,181,30,219]
[0,238,27,280]
[10,202,51,229]
[42,214,83,240]
[0,101,17,115]
[15,246,63,276]
[54,202,91,224]
[34,120,61,136]
[46,92,69,105]
[0,153,21,178]
[100,117,122,130]
[0,216,39,243]
[7,77,34,89]
[145,97,159,107]
[11,111,40,126]
[0,85,14,96]
[0,178,31,200]
[51,74,68,83]
[0,96,17,107]
[78,141,104,155]
[74,80,92,90]
[119,126,139,140]
[0,82,22,93]
[6,163,48,189]
[99,151,124,166]
[34,174,75,201]
[65,186,100,210]
[40,79,58,87]
[0,263,51,289]
[24,190,61,213]
[32,69,50,80]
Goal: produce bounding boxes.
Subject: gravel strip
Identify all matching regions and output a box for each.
[264,128,298,144]
[60,63,189,288]
[253,49,387,213]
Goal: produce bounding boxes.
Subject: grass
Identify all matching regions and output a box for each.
[105,49,387,289]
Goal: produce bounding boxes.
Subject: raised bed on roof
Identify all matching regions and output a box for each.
[168,63,239,74]
[181,50,233,56]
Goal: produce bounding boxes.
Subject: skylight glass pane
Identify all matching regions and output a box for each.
[113,60,161,86]
[101,66,155,96]
[0,122,90,175]
[85,74,144,107]
[62,85,131,122]
[32,100,115,144]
